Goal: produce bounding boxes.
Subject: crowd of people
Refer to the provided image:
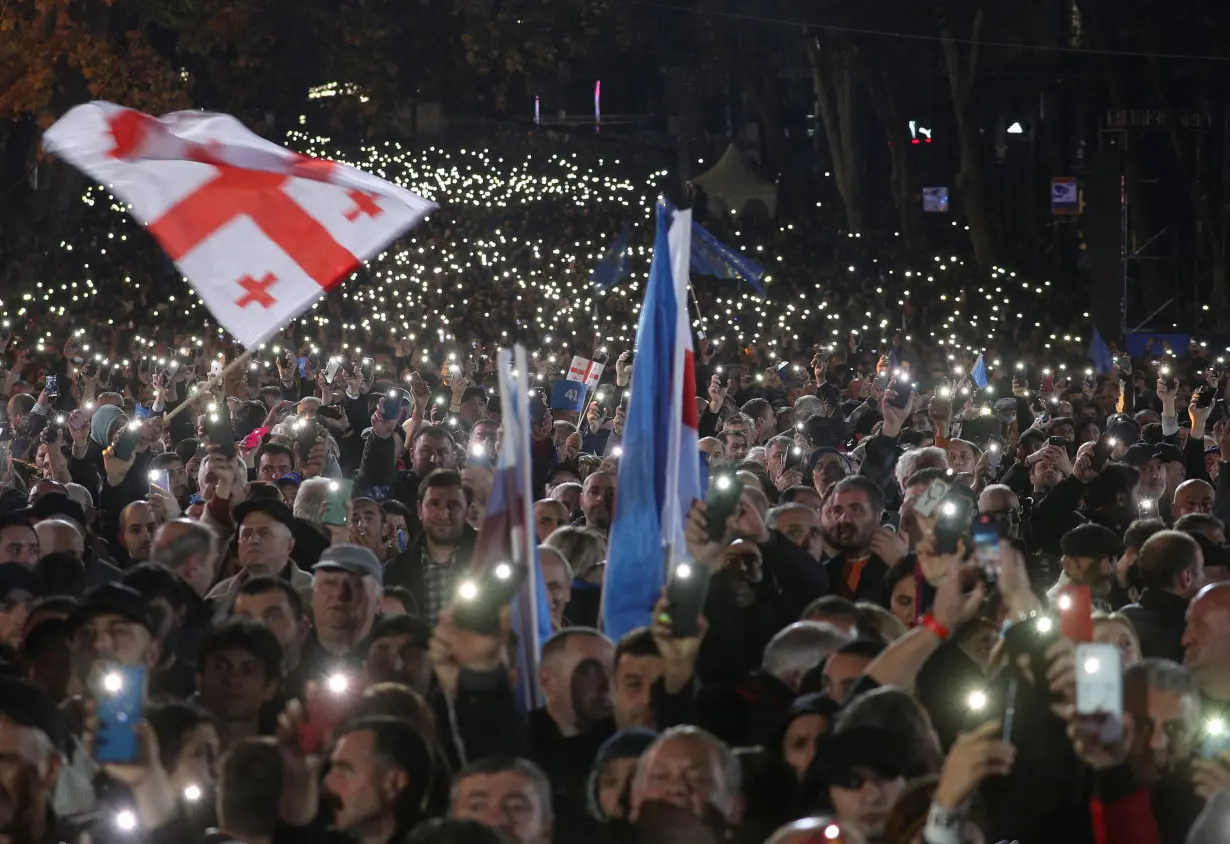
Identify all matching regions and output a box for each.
[2,133,1230,844]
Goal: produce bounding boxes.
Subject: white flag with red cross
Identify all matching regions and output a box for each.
[566,355,603,389]
[42,101,437,348]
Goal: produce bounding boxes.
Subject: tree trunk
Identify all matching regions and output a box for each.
[940,7,996,269]
[806,31,865,234]
[868,69,927,252]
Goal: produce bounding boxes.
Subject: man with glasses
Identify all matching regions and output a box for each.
[977,484,1024,542]
[206,499,313,618]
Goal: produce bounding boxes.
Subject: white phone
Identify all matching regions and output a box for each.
[914,479,951,518]
[1075,643,1123,748]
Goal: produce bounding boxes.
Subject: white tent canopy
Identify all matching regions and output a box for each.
[689,143,778,219]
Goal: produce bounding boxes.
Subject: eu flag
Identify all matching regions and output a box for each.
[687,219,768,297]
[590,223,632,290]
[970,354,988,389]
[1088,328,1115,376]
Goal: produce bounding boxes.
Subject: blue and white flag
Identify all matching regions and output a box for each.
[472,345,553,712]
[970,354,988,389]
[590,223,633,290]
[603,199,702,641]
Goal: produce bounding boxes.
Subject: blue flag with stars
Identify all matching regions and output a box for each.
[1088,328,1115,376]
[590,223,632,290]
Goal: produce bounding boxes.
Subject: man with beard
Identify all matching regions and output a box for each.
[322,716,437,844]
[1048,523,1122,606]
[577,471,615,534]
[822,477,891,603]
[1124,442,1169,509]
[115,500,157,568]
[385,470,475,624]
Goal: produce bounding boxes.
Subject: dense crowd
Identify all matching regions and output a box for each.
[2,134,1230,844]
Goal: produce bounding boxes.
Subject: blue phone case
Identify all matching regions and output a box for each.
[93,665,146,763]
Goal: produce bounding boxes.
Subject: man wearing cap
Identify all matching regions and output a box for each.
[1048,523,1123,607]
[206,499,313,619]
[1123,441,1169,512]
[57,582,163,816]
[1121,531,1205,662]
[298,544,383,681]
[457,385,489,427]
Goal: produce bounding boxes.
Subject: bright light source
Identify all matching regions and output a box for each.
[494,563,512,580]
[1007,122,1024,135]
[183,784,202,802]
[967,689,988,710]
[326,673,349,694]
[103,672,123,693]
[458,580,479,601]
[115,810,137,831]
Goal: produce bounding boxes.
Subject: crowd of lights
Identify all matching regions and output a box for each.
[2,123,1195,391]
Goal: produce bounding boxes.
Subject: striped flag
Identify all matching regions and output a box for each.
[602,198,701,641]
[471,345,553,712]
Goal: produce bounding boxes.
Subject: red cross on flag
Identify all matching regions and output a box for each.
[566,355,604,389]
[42,102,437,348]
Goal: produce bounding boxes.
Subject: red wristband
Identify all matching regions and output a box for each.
[920,614,950,641]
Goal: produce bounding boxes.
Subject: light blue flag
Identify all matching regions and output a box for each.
[970,354,988,389]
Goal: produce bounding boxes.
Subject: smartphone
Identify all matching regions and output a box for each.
[92,665,146,764]
[529,390,548,428]
[1041,373,1054,393]
[321,479,353,527]
[785,444,804,469]
[1057,584,1093,643]
[1074,643,1124,750]
[240,426,269,451]
[395,528,407,552]
[297,356,309,378]
[1092,436,1116,473]
[324,358,342,385]
[1201,717,1230,759]
[113,421,142,461]
[382,390,401,420]
[971,514,1002,579]
[1197,385,1217,409]
[453,562,527,635]
[360,357,374,381]
[44,375,59,398]
[294,419,317,463]
[42,414,66,444]
[203,411,236,458]
[210,359,224,378]
[914,479,951,518]
[148,469,171,493]
[887,374,914,409]
[665,560,713,638]
[297,673,356,754]
[1139,498,1158,517]
[705,473,743,542]
[987,442,1002,473]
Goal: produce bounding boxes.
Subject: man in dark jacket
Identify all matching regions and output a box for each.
[1121,530,1205,663]
[822,476,889,603]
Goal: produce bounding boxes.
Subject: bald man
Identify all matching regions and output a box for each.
[1183,583,1230,707]
[1172,479,1215,521]
[117,501,158,566]
[33,518,120,594]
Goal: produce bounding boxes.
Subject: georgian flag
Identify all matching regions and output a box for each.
[567,355,604,389]
[42,102,436,347]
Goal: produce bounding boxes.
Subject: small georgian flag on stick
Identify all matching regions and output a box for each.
[43,102,437,347]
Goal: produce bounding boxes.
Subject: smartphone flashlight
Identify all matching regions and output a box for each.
[612,446,624,457]
[457,580,479,601]
[1057,594,1072,611]
[183,784,202,802]
[471,443,486,457]
[494,563,513,581]
[115,809,138,831]
[1036,616,1054,634]
[675,563,694,580]
[326,673,350,694]
[103,671,124,693]
[967,689,988,711]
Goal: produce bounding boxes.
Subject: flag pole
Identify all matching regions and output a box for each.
[162,348,255,424]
